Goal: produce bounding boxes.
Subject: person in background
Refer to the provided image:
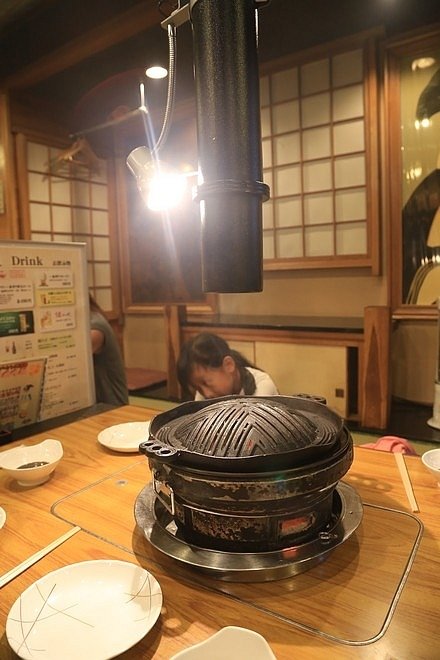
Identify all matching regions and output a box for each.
[177,332,279,401]
[89,294,129,406]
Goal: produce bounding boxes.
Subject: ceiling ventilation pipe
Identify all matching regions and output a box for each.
[189,0,270,292]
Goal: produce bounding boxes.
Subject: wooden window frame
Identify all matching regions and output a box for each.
[385,24,440,320]
[260,30,381,274]
[113,104,218,317]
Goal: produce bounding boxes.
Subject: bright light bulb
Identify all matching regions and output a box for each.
[146,66,168,79]
[127,146,187,212]
[147,173,187,211]
[414,118,432,130]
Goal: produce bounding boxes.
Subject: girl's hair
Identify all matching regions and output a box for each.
[177,332,258,396]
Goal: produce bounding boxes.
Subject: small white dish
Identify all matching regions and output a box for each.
[421,448,440,485]
[170,626,277,660]
[0,506,6,529]
[0,439,63,487]
[6,559,162,660]
[98,421,151,453]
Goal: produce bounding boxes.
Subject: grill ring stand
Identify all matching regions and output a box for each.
[134,482,363,582]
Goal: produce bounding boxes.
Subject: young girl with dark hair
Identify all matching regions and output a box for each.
[177,332,278,400]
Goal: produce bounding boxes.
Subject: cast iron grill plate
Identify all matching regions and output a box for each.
[153,397,339,457]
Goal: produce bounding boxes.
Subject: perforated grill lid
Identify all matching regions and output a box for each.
[150,396,342,461]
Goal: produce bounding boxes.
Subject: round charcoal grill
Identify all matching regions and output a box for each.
[139,395,356,555]
[143,395,344,471]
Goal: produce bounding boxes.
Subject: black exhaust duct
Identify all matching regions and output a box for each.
[189,0,270,293]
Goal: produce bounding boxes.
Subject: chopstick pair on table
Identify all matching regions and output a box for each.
[0,525,80,589]
[394,452,419,512]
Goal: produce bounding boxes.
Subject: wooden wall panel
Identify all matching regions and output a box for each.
[361,306,391,428]
[256,341,348,417]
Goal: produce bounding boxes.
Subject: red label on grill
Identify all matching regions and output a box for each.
[280,514,314,536]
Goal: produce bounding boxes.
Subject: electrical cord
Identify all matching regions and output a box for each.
[151,22,177,154]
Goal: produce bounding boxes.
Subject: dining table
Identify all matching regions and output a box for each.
[0,403,439,659]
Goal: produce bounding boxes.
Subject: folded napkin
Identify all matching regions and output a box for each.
[361,435,418,455]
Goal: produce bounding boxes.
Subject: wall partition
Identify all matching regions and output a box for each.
[15,135,119,315]
[259,31,380,273]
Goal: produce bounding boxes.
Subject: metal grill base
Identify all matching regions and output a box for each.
[134,482,363,582]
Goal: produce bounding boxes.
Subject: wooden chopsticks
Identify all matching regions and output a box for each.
[394,453,419,512]
[0,526,81,588]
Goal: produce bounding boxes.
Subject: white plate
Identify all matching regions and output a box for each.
[0,506,6,529]
[170,626,276,660]
[97,421,151,453]
[6,559,162,660]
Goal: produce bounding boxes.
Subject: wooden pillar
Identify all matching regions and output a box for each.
[164,304,187,400]
[360,306,391,429]
[0,91,19,239]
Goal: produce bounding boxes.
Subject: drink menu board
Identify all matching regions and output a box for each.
[0,240,95,432]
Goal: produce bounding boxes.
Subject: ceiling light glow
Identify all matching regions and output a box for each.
[145,66,168,79]
[414,118,432,129]
[411,57,436,71]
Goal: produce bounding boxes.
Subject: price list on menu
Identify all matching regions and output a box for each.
[0,240,95,431]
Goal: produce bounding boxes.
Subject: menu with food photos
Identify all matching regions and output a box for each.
[0,240,95,432]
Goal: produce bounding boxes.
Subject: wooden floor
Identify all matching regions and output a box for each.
[347,399,440,449]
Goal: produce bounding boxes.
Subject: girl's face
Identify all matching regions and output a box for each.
[189,356,239,399]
